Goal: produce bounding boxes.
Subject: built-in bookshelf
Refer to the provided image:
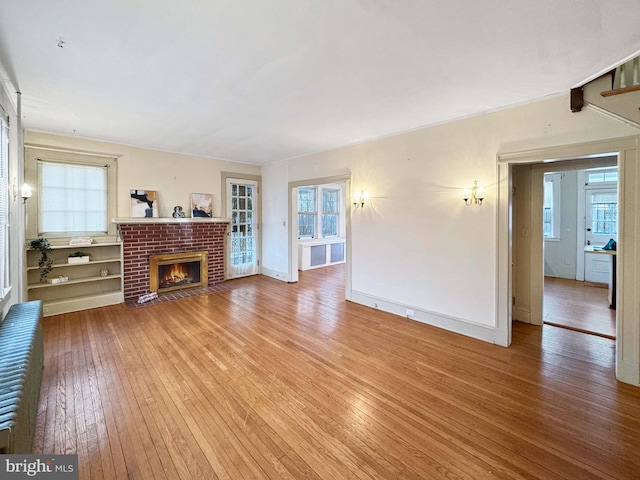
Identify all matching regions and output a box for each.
[25,239,124,316]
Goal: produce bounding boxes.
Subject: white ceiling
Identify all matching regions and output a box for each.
[1,1,640,165]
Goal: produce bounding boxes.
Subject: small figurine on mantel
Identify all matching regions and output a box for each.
[172,205,186,218]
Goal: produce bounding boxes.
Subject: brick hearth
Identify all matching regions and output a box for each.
[117,221,229,300]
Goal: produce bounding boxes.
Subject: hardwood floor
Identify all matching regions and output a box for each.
[34,265,640,479]
[543,276,616,339]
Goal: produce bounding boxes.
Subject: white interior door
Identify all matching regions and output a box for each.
[584,186,617,284]
[226,178,259,279]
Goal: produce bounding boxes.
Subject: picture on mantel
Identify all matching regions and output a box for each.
[191,193,213,218]
[130,189,159,218]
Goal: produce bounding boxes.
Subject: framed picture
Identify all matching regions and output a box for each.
[191,193,213,218]
[130,189,159,218]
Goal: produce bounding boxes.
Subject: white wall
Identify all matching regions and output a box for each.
[262,94,640,341]
[23,132,261,219]
[261,159,289,280]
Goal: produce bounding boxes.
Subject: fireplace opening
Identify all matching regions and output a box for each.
[159,261,200,289]
[149,251,208,294]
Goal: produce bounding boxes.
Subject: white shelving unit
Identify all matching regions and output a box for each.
[26,239,124,316]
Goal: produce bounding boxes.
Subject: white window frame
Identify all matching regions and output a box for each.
[321,187,340,238]
[297,186,317,239]
[25,147,118,240]
[586,167,618,184]
[37,161,109,235]
[0,114,8,299]
[543,172,561,241]
[298,185,342,240]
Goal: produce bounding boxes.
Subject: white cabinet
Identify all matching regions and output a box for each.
[26,240,124,316]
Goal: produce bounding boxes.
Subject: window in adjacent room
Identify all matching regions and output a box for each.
[297,186,317,238]
[543,172,561,240]
[590,191,618,236]
[585,166,618,237]
[321,188,339,237]
[587,167,618,184]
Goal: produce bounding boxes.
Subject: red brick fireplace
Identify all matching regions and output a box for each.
[115,219,229,300]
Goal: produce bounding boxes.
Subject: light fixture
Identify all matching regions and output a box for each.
[21,183,33,203]
[463,181,484,206]
[353,190,368,208]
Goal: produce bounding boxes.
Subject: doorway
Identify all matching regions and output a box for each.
[287,174,352,300]
[541,166,618,338]
[225,176,260,279]
[498,136,640,385]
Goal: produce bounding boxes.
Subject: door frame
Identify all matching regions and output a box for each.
[288,174,352,300]
[498,136,640,386]
[221,172,262,279]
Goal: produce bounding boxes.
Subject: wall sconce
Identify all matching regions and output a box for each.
[21,183,33,203]
[353,190,368,208]
[463,181,484,206]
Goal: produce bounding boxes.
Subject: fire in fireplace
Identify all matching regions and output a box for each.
[149,251,208,294]
[159,261,200,289]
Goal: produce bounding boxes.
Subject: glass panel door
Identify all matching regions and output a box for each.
[584,186,617,284]
[226,178,259,278]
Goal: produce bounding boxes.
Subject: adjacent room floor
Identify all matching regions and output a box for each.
[543,276,616,339]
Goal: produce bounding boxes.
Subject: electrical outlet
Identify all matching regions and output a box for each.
[565,258,570,265]
[406,309,415,317]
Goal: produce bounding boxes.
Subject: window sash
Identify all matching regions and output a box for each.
[321,188,339,237]
[543,173,561,239]
[298,213,316,238]
[38,161,108,234]
[298,187,317,213]
[298,187,317,238]
[321,214,338,237]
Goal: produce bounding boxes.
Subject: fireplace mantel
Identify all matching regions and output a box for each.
[113,217,230,225]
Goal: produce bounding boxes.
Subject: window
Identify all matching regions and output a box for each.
[38,161,108,234]
[543,173,561,239]
[591,192,618,235]
[25,148,117,239]
[297,187,317,238]
[0,114,8,297]
[297,185,342,239]
[585,166,617,237]
[587,167,618,184]
[321,188,339,237]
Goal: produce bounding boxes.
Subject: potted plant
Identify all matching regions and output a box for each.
[29,238,54,281]
[68,251,90,264]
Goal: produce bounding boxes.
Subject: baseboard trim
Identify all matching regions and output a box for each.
[350,290,502,345]
[513,307,531,323]
[261,267,289,283]
[617,358,640,386]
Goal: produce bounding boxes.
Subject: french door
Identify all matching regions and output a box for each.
[225,178,259,279]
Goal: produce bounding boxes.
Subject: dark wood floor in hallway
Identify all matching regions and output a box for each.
[34,265,640,479]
